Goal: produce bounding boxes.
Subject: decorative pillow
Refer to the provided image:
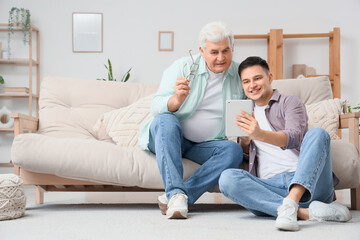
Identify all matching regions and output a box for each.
[93,94,154,147]
[305,98,345,140]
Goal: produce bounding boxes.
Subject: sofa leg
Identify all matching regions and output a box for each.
[36,186,44,204]
[350,186,360,210]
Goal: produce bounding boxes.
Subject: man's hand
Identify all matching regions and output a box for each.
[235,111,262,140]
[168,77,191,112]
[236,110,287,148]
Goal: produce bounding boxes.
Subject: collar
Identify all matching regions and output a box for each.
[269,89,281,103]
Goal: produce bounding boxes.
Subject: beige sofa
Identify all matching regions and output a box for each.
[10,76,360,209]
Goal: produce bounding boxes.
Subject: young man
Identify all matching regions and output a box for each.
[219,56,351,231]
[138,22,246,219]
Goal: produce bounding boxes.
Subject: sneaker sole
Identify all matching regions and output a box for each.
[275,221,300,231]
[158,200,167,215]
[167,210,187,219]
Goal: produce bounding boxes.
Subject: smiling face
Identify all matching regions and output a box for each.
[199,38,233,73]
[240,65,274,106]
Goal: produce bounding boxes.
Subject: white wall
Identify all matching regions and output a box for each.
[0,0,359,163]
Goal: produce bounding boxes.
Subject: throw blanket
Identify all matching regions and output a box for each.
[93,94,154,147]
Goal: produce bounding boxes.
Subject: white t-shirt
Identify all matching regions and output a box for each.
[181,69,224,143]
[253,104,298,179]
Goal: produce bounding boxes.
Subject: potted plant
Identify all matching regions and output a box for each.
[97,59,131,82]
[347,104,360,134]
[0,75,4,93]
[7,7,31,58]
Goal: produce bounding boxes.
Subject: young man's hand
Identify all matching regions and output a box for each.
[236,110,287,148]
[235,111,262,140]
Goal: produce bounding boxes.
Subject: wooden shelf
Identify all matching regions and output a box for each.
[4,87,29,93]
[0,128,14,132]
[0,23,40,119]
[0,93,38,98]
[0,162,13,167]
[0,58,39,65]
[0,24,39,32]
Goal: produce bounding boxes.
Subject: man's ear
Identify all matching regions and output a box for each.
[268,73,273,84]
[199,46,204,57]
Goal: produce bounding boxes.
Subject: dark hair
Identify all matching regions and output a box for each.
[238,56,270,78]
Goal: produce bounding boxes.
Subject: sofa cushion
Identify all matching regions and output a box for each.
[12,134,359,190]
[305,98,345,140]
[331,139,360,189]
[11,134,200,189]
[93,94,154,146]
[38,76,158,140]
[271,76,332,105]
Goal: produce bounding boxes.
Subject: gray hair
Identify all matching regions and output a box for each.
[199,22,234,50]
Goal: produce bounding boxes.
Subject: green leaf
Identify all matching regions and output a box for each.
[121,68,132,82]
[124,73,130,82]
[0,75,4,84]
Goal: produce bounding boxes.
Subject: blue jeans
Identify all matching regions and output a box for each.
[148,113,243,205]
[219,128,334,217]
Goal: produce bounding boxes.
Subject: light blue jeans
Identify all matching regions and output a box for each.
[148,113,243,205]
[219,128,334,217]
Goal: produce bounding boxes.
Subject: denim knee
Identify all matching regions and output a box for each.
[219,169,246,195]
[307,128,330,144]
[220,141,243,168]
[150,113,182,134]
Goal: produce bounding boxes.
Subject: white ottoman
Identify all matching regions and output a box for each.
[0,174,26,220]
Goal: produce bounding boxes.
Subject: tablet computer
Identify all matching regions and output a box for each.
[225,99,253,137]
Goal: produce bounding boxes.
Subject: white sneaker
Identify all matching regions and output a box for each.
[166,193,188,219]
[157,193,167,215]
[275,198,300,231]
[309,201,352,222]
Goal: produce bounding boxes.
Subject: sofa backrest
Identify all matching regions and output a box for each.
[271,76,333,104]
[37,75,332,139]
[38,76,159,139]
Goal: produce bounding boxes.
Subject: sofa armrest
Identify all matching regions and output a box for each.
[339,112,360,153]
[10,112,39,137]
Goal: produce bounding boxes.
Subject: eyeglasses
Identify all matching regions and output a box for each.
[182,50,199,81]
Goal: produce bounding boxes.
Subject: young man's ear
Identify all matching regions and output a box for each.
[268,72,273,84]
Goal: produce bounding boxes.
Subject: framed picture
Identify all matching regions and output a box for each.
[72,12,103,53]
[158,31,174,51]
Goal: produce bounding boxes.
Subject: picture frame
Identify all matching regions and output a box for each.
[72,12,103,53]
[158,31,174,51]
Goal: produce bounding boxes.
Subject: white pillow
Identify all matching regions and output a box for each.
[305,98,345,140]
[93,94,154,146]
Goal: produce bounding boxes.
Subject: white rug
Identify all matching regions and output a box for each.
[0,187,359,240]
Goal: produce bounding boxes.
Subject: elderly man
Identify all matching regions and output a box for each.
[139,22,246,219]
